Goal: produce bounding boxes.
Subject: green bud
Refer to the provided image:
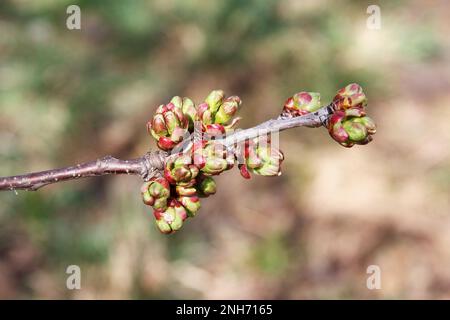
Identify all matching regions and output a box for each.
[352,116,376,134]
[328,110,376,147]
[148,102,189,151]
[155,206,184,234]
[202,110,214,125]
[172,201,188,222]
[246,149,263,169]
[253,162,281,176]
[214,96,241,124]
[336,83,363,98]
[283,91,321,117]
[194,141,234,176]
[239,138,284,177]
[342,120,368,142]
[205,90,224,114]
[141,182,154,205]
[176,185,197,196]
[170,96,183,109]
[174,153,193,167]
[155,218,172,234]
[182,97,197,129]
[152,198,168,210]
[141,178,171,210]
[252,147,284,177]
[197,176,217,197]
[202,158,229,176]
[333,83,367,111]
[168,209,184,231]
[171,96,197,130]
[197,103,213,125]
[148,179,170,198]
[165,154,199,184]
[179,196,201,217]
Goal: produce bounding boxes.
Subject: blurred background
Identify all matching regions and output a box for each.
[0,0,449,299]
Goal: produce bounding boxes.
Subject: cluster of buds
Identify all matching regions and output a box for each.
[142,155,218,234]
[145,90,242,234]
[140,178,185,233]
[197,90,242,135]
[147,100,189,151]
[142,175,218,234]
[193,141,235,176]
[145,84,375,234]
[328,84,376,147]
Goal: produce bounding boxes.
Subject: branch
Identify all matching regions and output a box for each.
[0,152,167,192]
[0,105,333,192]
[221,103,333,147]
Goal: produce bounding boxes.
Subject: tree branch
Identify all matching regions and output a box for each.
[221,103,333,147]
[0,105,333,192]
[0,152,167,191]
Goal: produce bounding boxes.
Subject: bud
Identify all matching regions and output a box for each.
[195,142,234,176]
[171,96,197,130]
[148,102,189,151]
[205,90,225,114]
[170,96,183,109]
[352,115,376,135]
[154,206,184,234]
[214,96,241,124]
[283,92,321,117]
[343,120,368,142]
[238,164,251,179]
[175,184,197,196]
[197,176,217,197]
[203,120,240,137]
[169,198,188,221]
[251,146,284,176]
[204,123,226,136]
[335,83,363,99]
[164,154,199,184]
[197,102,214,125]
[239,137,284,178]
[333,83,367,111]
[178,195,201,217]
[155,217,172,234]
[203,158,229,175]
[328,84,376,147]
[141,178,170,210]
